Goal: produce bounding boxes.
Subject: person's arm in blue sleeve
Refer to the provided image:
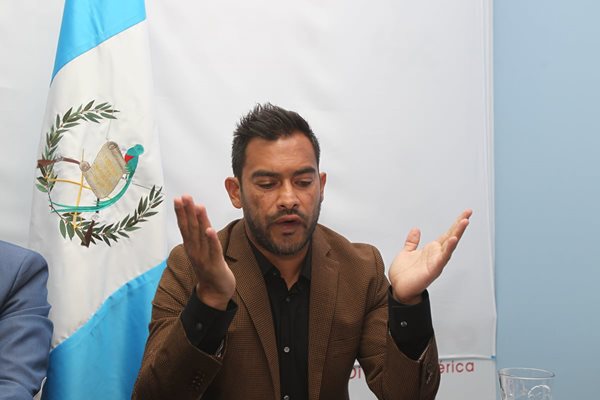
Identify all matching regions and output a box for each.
[0,242,53,400]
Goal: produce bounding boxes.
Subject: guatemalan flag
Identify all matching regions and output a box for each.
[28,0,167,398]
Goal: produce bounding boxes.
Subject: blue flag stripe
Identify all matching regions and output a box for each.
[52,0,146,81]
[41,260,166,400]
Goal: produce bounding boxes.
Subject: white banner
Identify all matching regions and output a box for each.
[147,0,496,359]
[147,1,497,397]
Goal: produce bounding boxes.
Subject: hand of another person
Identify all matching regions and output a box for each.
[174,195,236,310]
[388,209,472,305]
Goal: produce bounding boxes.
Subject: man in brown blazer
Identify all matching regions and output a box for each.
[133,104,471,400]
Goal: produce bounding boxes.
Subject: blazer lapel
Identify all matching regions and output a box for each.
[307,226,339,400]
[224,220,280,398]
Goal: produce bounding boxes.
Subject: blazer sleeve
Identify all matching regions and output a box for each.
[132,245,225,400]
[0,247,52,400]
[357,246,440,400]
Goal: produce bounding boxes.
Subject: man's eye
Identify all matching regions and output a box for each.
[257,182,276,189]
[296,180,313,187]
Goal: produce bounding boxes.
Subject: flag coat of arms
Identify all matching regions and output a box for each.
[29,0,167,398]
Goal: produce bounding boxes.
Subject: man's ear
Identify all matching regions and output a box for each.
[319,172,327,202]
[225,177,242,209]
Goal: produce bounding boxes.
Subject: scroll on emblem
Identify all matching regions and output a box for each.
[79,141,127,199]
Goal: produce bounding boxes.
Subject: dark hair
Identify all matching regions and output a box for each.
[231,103,320,178]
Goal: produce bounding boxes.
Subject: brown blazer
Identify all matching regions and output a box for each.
[133,220,440,400]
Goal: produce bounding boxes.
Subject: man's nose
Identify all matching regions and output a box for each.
[277,181,299,210]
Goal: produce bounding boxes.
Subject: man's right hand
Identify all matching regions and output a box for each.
[174,195,236,311]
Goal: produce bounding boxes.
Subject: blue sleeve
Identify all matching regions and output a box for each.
[0,244,53,400]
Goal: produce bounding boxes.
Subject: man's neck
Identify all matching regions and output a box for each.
[246,232,308,289]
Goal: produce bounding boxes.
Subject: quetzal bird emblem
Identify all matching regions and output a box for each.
[45,142,145,213]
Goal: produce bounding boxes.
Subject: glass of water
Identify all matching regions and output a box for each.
[498,368,555,400]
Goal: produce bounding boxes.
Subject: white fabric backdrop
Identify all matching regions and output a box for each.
[0,0,495,397]
[147,0,496,360]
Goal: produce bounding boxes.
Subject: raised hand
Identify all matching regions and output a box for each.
[388,209,472,304]
[174,195,236,310]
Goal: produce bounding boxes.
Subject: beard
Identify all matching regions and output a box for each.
[244,202,321,257]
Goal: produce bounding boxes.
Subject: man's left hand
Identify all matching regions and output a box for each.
[389,209,472,305]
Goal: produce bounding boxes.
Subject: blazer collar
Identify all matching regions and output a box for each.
[307,225,340,400]
[224,220,281,398]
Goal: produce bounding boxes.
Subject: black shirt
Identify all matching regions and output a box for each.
[251,243,311,400]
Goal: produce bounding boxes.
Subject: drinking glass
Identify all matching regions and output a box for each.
[498,368,555,400]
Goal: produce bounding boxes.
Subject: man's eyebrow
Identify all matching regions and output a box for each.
[293,167,317,176]
[251,170,280,179]
[250,167,317,179]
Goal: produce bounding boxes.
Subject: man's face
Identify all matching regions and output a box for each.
[226,132,326,257]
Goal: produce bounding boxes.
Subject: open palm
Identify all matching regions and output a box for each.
[389,210,472,304]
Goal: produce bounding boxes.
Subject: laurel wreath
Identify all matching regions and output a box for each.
[58,186,164,246]
[36,100,164,247]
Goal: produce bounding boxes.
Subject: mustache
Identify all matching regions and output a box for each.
[267,209,308,225]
